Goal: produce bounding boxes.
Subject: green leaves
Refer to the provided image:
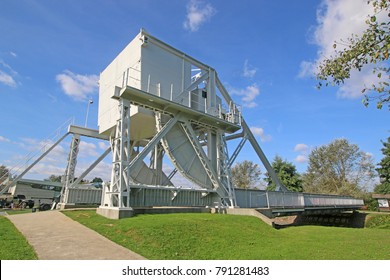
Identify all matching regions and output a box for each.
[265,156,303,192]
[231,160,262,189]
[375,136,390,194]
[316,0,390,110]
[303,139,375,196]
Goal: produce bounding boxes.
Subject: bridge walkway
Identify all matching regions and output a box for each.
[7,210,145,260]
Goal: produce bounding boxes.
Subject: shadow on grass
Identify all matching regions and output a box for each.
[273,212,368,229]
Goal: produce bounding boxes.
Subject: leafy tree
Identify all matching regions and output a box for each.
[91,177,103,188]
[0,165,9,184]
[302,139,375,196]
[91,177,103,183]
[265,156,303,192]
[316,0,390,109]
[374,136,390,194]
[46,175,62,182]
[74,178,89,184]
[231,160,262,189]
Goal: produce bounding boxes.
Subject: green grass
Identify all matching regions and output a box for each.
[63,211,390,260]
[366,214,390,229]
[0,216,37,260]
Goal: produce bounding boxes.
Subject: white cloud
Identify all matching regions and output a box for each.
[298,60,315,79]
[337,66,382,99]
[56,70,98,101]
[10,52,17,57]
[79,141,99,158]
[0,60,18,87]
[365,152,373,158]
[229,83,260,108]
[183,0,216,32]
[0,60,18,75]
[250,126,272,142]
[8,136,113,180]
[9,138,68,177]
[294,143,310,164]
[294,143,309,153]
[19,138,67,159]
[295,155,308,163]
[78,160,112,182]
[30,162,65,176]
[0,70,16,87]
[300,0,387,99]
[98,141,110,150]
[242,59,257,78]
[0,136,11,142]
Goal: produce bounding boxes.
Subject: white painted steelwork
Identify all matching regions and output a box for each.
[2,29,364,218]
[234,189,364,211]
[97,29,289,217]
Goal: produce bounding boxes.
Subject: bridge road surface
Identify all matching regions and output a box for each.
[7,210,146,260]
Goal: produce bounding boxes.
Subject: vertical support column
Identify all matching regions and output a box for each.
[60,133,80,205]
[153,143,164,185]
[97,98,134,219]
[207,130,217,172]
[216,131,236,207]
[207,68,217,116]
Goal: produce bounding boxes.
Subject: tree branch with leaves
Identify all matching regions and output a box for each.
[316,0,390,109]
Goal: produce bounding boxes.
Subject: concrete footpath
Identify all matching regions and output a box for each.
[7,210,146,260]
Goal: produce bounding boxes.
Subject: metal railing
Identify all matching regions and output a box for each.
[235,189,364,209]
[120,67,242,126]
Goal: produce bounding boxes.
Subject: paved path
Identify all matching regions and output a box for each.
[7,210,146,260]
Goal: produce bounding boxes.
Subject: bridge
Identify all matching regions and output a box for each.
[0,29,364,220]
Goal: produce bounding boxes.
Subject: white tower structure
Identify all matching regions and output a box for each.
[97,29,286,219]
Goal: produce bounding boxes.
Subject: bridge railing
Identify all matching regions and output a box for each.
[234,189,363,209]
[267,191,304,208]
[303,193,364,208]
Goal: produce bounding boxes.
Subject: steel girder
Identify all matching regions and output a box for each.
[103,99,132,208]
[216,77,288,192]
[60,133,80,203]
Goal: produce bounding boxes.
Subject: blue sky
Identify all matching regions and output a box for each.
[0,0,388,187]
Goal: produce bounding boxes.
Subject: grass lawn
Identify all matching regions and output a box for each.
[63,210,390,260]
[0,216,37,260]
[366,214,390,229]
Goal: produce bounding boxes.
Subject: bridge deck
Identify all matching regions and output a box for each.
[8,180,364,215]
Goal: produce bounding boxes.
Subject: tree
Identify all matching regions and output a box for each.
[91,177,103,183]
[231,160,262,189]
[302,139,375,196]
[46,175,62,182]
[0,165,10,185]
[374,136,390,194]
[265,156,303,192]
[91,177,103,188]
[316,0,390,109]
